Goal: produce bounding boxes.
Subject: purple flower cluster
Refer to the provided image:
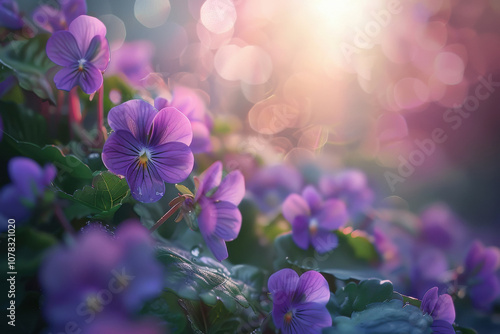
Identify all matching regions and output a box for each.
[182,161,245,261]
[46,15,110,94]
[40,220,164,333]
[282,186,348,253]
[102,99,194,203]
[0,157,56,223]
[268,269,332,334]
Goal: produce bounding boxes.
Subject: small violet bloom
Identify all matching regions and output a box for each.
[421,287,456,334]
[268,269,332,334]
[419,204,465,251]
[0,157,56,223]
[46,15,110,94]
[155,85,213,153]
[183,161,245,261]
[458,241,500,310]
[247,163,302,216]
[102,99,194,203]
[40,220,164,332]
[319,170,373,216]
[0,0,23,29]
[33,0,86,32]
[282,186,348,254]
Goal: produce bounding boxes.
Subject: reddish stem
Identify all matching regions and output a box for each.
[150,201,184,233]
[68,87,81,139]
[94,84,107,146]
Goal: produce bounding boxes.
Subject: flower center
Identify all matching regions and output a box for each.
[78,58,86,71]
[309,218,319,236]
[284,310,293,324]
[138,148,151,167]
[85,295,103,313]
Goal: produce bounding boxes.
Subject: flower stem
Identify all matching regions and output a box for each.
[150,201,184,233]
[95,84,106,146]
[68,87,81,139]
[54,204,75,236]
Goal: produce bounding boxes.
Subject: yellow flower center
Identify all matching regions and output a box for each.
[284,310,293,324]
[309,218,319,236]
[86,295,103,313]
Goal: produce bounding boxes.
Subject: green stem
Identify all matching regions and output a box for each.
[150,201,184,233]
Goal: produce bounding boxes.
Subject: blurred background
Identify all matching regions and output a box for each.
[15,0,500,241]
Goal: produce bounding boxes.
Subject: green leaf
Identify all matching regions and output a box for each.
[328,279,395,317]
[274,232,382,280]
[0,101,47,145]
[0,34,58,103]
[325,299,433,334]
[156,244,261,313]
[453,325,479,334]
[57,171,130,219]
[141,291,188,334]
[179,300,241,334]
[175,184,194,196]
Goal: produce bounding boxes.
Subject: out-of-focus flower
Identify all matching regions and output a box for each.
[102,99,194,203]
[182,161,244,261]
[247,163,302,215]
[0,0,23,29]
[106,40,154,87]
[268,269,331,334]
[40,220,164,332]
[319,170,373,216]
[81,317,164,334]
[458,241,500,310]
[282,186,348,253]
[410,247,449,299]
[419,204,465,251]
[421,287,455,334]
[33,0,86,32]
[155,85,213,153]
[0,157,56,223]
[46,15,109,94]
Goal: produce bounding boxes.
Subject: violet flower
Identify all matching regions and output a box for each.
[154,85,213,153]
[319,170,373,216]
[40,220,164,333]
[458,241,500,310]
[282,186,348,254]
[0,0,23,29]
[419,204,465,251]
[81,317,164,334]
[268,269,332,334]
[247,163,303,216]
[102,99,194,203]
[182,161,245,261]
[46,15,110,94]
[0,157,56,223]
[421,287,456,334]
[33,0,86,32]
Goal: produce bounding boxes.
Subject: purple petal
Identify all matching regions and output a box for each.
[0,185,31,222]
[469,274,500,310]
[292,215,310,250]
[68,15,107,55]
[316,199,348,230]
[149,107,193,146]
[302,186,323,212]
[102,130,142,176]
[84,35,110,71]
[195,161,222,201]
[46,30,81,66]
[0,0,23,30]
[204,233,228,261]
[294,270,330,305]
[479,247,500,276]
[53,66,79,92]
[9,157,43,196]
[431,320,455,334]
[62,0,87,24]
[268,268,299,300]
[310,230,338,254]
[42,164,57,186]
[126,161,165,203]
[213,201,241,241]
[212,170,245,206]
[153,96,168,110]
[198,197,217,236]
[288,302,332,333]
[107,100,157,142]
[32,5,63,32]
[434,294,455,324]
[78,62,103,94]
[149,142,194,184]
[282,194,310,225]
[421,287,439,316]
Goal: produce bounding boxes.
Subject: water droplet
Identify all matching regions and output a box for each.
[190,245,202,257]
